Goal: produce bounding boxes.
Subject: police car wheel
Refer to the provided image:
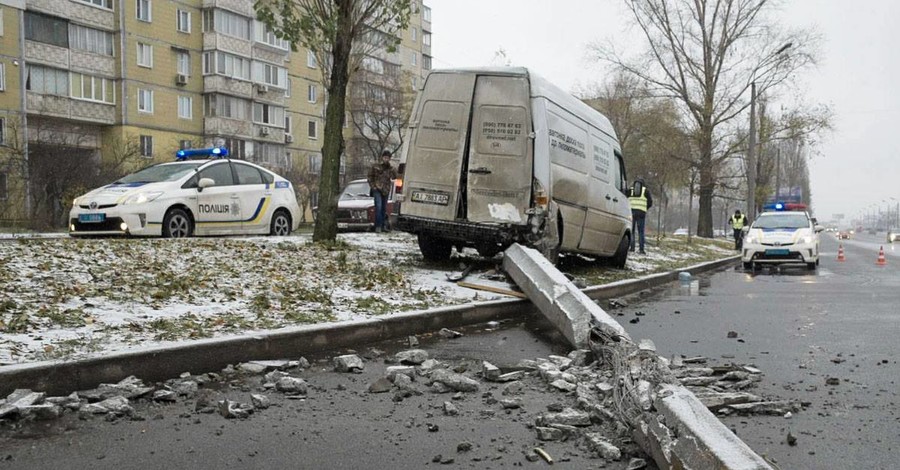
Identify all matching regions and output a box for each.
[270,210,291,236]
[163,208,193,238]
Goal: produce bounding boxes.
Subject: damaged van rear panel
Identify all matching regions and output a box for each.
[397,67,631,265]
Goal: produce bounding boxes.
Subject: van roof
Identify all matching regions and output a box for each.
[426,67,618,141]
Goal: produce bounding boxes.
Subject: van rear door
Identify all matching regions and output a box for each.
[465,75,533,224]
[401,73,477,222]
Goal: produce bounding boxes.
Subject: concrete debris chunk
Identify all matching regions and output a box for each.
[442,401,459,416]
[501,381,525,396]
[584,432,621,460]
[275,377,308,395]
[264,371,289,384]
[694,391,762,410]
[516,359,540,370]
[536,426,565,441]
[550,380,577,393]
[725,400,801,415]
[237,362,268,374]
[83,396,132,416]
[430,369,479,392]
[407,335,419,347]
[395,349,429,365]
[548,355,573,370]
[368,377,393,394]
[496,371,526,382]
[173,380,199,397]
[418,359,444,371]
[430,382,453,394]
[333,354,365,373]
[482,361,502,381]
[250,394,270,409]
[194,389,222,413]
[596,382,614,398]
[19,404,62,421]
[539,408,591,427]
[636,380,653,411]
[386,366,416,381]
[638,339,656,353]
[673,367,715,378]
[626,457,648,470]
[392,374,422,395]
[0,389,46,418]
[298,357,311,369]
[152,390,177,402]
[438,328,463,339]
[45,392,81,410]
[567,349,592,367]
[500,398,522,409]
[217,399,253,419]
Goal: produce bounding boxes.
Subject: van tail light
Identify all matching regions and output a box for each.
[533,179,548,210]
[396,164,405,194]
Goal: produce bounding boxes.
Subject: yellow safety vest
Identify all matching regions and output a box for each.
[629,187,648,212]
[730,215,746,230]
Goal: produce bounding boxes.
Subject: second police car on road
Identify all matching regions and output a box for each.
[69,148,302,237]
[741,205,823,271]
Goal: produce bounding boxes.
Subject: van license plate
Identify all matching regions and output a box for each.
[411,191,450,206]
[79,213,106,223]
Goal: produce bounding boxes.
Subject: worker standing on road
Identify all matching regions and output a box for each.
[729,210,749,250]
[628,178,652,254]
[367,150,398,233]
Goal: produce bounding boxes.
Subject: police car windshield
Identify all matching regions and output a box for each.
[754,213,809,230]
[340,181,372,200]
[115,162,205,184]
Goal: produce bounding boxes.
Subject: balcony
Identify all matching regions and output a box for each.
[201,0,254,18]
[28,0,116,30]
[251,43,290,65]
[25,41,117,77]
[253,124,285,144]
[203,32,252,57]
[26,93,116,125]
[203,75,253,98]
[251,84,286,106]
[204,116,253,139]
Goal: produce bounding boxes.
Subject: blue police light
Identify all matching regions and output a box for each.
[175,147,229,160]
[775,202,785,211]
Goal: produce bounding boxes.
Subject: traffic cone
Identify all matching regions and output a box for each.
[837,244,846,262]
[876,246,887,266]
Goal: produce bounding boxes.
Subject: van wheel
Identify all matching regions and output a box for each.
[418,233,452,261]
[163,208,193,238]
[610,234,630,268]
[269,209,291,236]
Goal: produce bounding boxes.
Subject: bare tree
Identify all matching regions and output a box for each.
[591,0,819,236]
[256,0,412,242]
[349,66,415,170]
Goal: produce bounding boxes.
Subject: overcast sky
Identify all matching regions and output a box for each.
[428,0,900,224]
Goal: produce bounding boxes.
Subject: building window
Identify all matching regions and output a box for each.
[252,61,288,88]
[252,102,285,126]
[25,65,69,96]
[253,20,289,49]
[0,173,7,200]
[204,94,250,120]
[223,138,247,158]
[140,135,153,157]
[136,43,153,68]
[411,52,417,67]
[308,153,322,174]
[308,120,317,139]
[75,0,113,9]
[423,32,431,47]
[0,63,5,91]
[137,88,153,113]
[0,118,5,145]
[176,51,190,76]
[285,77,292,97]
[70,73,115,104]
[307,84,317,103]
[411,76,417,90]
[179,139,192,150]
[284,115,292,134]
[69,24,114,56]
[307,50,317,68]
[411,27,417,42]
[423,55,432,71]
[202,9,250,40]
[203,51,250,80]
[0,9,3,37]
[176,9,191,33]
[423,6,431,22]
[24,12,69,48]
[136,0,151,22]
[178,96,192,119]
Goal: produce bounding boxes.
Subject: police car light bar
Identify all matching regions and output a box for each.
[175,147,229,160]
[763,202,807,211]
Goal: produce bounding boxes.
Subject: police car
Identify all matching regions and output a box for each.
[741,203,823,271]
[69,147,301,237]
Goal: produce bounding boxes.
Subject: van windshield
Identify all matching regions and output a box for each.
[753,213,810,230]
[340,181,372,200]
[114,163,204,184]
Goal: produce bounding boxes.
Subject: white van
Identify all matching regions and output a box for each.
[396,67,632,266]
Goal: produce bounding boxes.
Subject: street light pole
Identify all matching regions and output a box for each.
[747,81,757,219]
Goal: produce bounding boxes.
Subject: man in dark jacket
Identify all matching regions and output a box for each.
[628,178,653,254]
[367,150,398,232]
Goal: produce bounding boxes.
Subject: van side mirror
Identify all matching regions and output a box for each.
[814,225,824,233]
[198,178,215,192]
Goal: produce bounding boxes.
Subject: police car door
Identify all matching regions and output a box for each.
[195,161,242,235]
[231,162,270,234]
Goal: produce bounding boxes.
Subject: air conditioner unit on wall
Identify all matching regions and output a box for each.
[257,84,269,94]
[175,74,188,85]
[260,127,271,136]
[285,134,293,143]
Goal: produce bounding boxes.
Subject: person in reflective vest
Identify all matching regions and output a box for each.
[628,178,653,254]
[729,210,748,250]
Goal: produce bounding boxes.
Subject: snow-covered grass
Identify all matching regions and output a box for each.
[0,232,733,365]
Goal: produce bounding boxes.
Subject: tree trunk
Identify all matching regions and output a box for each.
[696,128,714,238]
[312,0,353,243]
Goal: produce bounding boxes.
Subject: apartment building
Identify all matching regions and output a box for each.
[0,0,430,225]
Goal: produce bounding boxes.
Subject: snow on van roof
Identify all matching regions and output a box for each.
[426,67,618,141]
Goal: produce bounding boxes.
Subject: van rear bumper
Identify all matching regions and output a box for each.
[396,215,529,246]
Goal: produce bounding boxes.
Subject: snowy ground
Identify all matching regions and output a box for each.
[0,232,733,365]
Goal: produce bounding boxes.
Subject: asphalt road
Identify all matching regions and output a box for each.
[618,234,899,469]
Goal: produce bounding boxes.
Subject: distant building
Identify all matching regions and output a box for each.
[0,0,430,226]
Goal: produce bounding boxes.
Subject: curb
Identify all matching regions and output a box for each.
[0,255,740,396]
